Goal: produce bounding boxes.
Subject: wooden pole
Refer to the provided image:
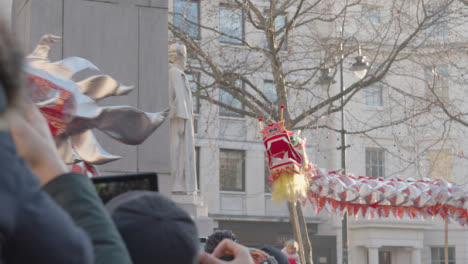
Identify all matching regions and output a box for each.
[296,203,314,264]
[445,217,448,264]
[289,201,307,264]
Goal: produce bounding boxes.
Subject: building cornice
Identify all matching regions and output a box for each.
[209,213,322,223]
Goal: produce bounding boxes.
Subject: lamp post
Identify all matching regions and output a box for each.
[318,39,369,264]
[316,67,336,86]
[338,39,349,264]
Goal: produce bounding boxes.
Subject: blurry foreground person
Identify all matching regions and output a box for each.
[199,239,254,264]
[260,245,290,264]
[0,21,131,263]
[281,240,300,264]
[204,230,277,264]
[205,229,238,254]
[0,21,93,263]
[106,191,200,264]
[205,230,277,264]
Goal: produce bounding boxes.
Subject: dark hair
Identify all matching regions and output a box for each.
[204,229,238,254]
[0,21,24,112]
[260,245,290,264]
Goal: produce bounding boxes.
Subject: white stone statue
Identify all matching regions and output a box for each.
[168,43,197,194]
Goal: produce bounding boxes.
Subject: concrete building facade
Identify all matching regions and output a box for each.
[168,0,468,264]
[3,0,468,263]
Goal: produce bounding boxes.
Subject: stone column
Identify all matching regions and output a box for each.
[368,246,379,264]
[411,247,421,264]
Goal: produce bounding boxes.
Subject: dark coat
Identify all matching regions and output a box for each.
[0,132,93,264]
[44,172,132,264]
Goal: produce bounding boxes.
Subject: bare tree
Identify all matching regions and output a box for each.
[169,0,467,262]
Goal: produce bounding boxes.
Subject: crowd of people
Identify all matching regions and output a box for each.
[0,20,304,264]
[203,230,301,264]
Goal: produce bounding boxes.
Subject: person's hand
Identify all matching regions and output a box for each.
[8,102,67,185]
[199,239,254,264]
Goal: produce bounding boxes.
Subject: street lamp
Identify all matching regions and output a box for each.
[316,47,369,86]
[350,47,370,79]
[316,67,336,85]
[342,44,369,264]
[324,39,369,264]
[316,43,369,264]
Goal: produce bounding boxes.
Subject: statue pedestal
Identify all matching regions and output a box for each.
[172,193,214,238]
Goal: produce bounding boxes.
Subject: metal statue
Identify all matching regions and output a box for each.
[25,34,168,176]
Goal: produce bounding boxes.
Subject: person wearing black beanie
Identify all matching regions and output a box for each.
[260,245,290,264]
[106,191,199,264]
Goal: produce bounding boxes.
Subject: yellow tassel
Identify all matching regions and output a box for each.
[271,172,308,203]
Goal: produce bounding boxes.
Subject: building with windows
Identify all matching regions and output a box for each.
[3,0,466,263]
[169,0,468,264]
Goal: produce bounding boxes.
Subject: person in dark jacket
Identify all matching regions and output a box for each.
[10,93,132,264]
[260,245,290,264]
[106,191,200,264]
[0,130,93,264]
[42,171,133,264]
[1,20,131,264]
[0,20,92,264]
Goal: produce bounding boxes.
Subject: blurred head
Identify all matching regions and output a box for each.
[249,247,279,264]
[204,229,238,254]
[260,245,290,264]
[106,191,199,264]
[284,240,298,254]
[0,20,25,114]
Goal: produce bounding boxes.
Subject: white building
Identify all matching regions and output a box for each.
[169,0,468,263]
[3,0,467,263]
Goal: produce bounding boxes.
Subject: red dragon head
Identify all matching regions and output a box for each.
[260,121,304,180]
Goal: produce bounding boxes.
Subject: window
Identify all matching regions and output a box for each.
[425,5,448,39]
[364,82,383,106]
[263,80,277,104]
[264,80,278,112]
[193,118,198,134]
[185,72,200,113]
[219,80,244,117]
[220,149,245,191]
[220,5,244,44]
[264,13,287,51]
[425,65,449,104]
[264,155,272,193]
[428,150,452,180]
[173,0,200,39]
[365,148,385,178]
[275,14,287,50]
[195,147,200,190]
[361,5,381,25]
[431,247,455,264]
